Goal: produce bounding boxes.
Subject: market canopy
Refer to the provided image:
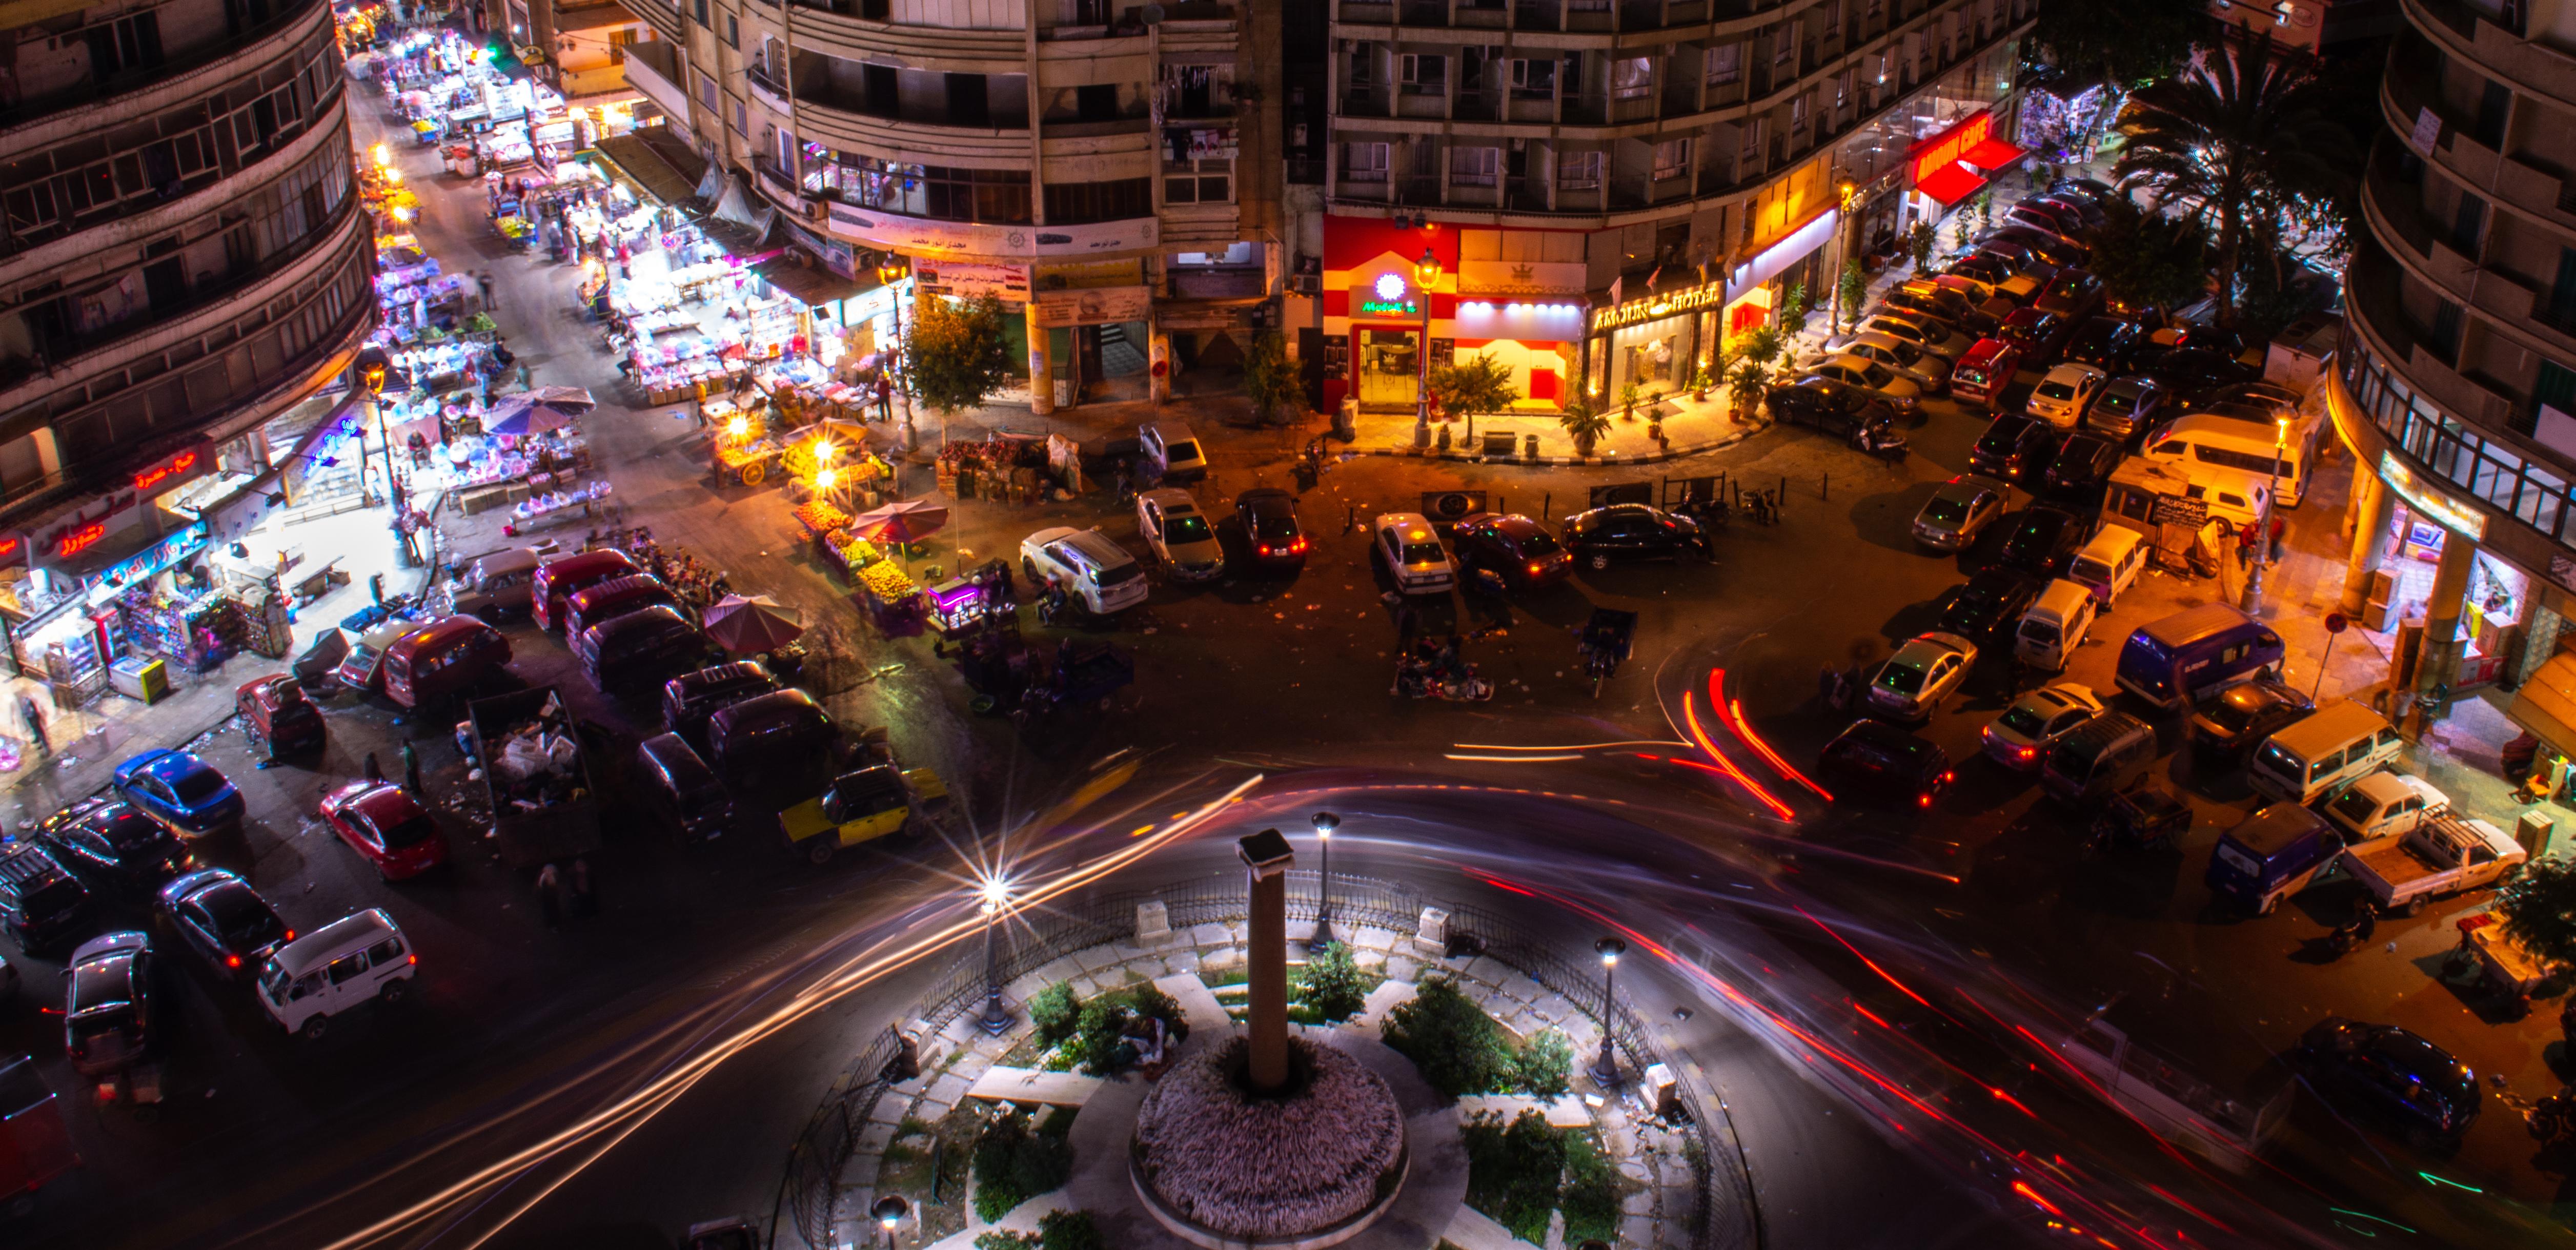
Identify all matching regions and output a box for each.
[703,595,805,654]
[1915,162,1989,207]
[849,499,949,545]
[483,395,582,437]
[1962,137,2030,175]
[511,385,596,413]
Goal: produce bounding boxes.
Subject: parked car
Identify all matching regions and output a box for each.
[1867,631,1979,721]
[1371,513,1456,594]
[236,674,324,761]
[2033,271,2104,322]
[1881,280,1975,326]
[156,869,290,981]
[1819,719,1955,808]
[1020,527,1150,616]
[2198,380,2303,412]
[1946,252,2020,289]
[2007,199,2087,236]
[1802,355,1925,412]
[2041,432,2124,499]
[1768,377,1897,438]
[111,749,244,839]
[2057,317,2143,374]
[1987,224,2090,268]
[1996,505,2097,577]
[1140,421,1206,480]
[318,782,448,881]
[1862,312,1976,362]
[2189,678,2315,761]
[2294,1019,2480,1150]
[2025,362,2108,428]
[1451,513,1572,590]
[256,909,414,1039]
[1982,683,2106,770]
[2029,193,2106,229]
[2135,346,2258,398]
[661,661,779,752]
[2170,324,2265,367]
[1827,332,1952,394]
[1939,568,2044,641]
[1235,488,1309,569]
[64,932,156,1077]
[2050,176,2116,205]
[1950,337,2030,408]
[1968,414,2061,481]
[1561,503,1708,570]
[1912,475,2011,551]
[1996,308,2073,362]
[0,841,89,953]
[35,797,181,889]
[1135,488,1225,581]
[2086,376,2168,442]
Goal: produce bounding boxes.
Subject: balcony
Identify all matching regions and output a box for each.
[748,67,792,117]
[623,40,690,126]
[0,0,327,138]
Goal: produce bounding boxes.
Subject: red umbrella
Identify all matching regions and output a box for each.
[702,595,805,653]
[848,499,949,545]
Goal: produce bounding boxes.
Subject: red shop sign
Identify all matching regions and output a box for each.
[0,535,24,564]
[56,522,105,559]
[132,449,200,493]
[1908,110,1994,185]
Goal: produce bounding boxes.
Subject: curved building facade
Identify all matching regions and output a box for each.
[2330,0,2576,719]
[0,0,376,665]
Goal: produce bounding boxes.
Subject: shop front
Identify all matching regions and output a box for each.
[1582,206,1838,401]
[1904,108,2028,229]
[1317,215,1461,417]
[1346,270,1443,413]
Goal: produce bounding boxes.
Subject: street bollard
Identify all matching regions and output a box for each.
[1821,472,1828,502]
[1541,491,1551,519]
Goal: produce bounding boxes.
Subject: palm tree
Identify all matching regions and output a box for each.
[2111,28,2355,325]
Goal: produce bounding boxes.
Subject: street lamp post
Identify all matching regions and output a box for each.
[871,1194,910,1250]
[1411,245,1441,449]
[879,256,916,452]
[2240,415,2289,615]
[1830,179,1858,336]
[1308,811,1340,950]
[1590,936,1627,1088]
[978,876,1014,1035]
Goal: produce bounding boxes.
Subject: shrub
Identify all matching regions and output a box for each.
[971,1108,1074,1222]
[1560,1133,1621,1243]
[1515,1028,1574,1100]
[1068,983,1188,1075]
[976,1234,1036,1250]
[1029,982,1081,1047]
[1037,1209,1107,1250]
[1382,977,1512,1099]
[1296,941,1370,1023]
[1462,1110,1564,1243]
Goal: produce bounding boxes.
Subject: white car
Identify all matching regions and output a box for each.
[256,909,414,1039]
[1862,313,1976,362]
[1981,683,2105,770]
[1828,332,1952,395]
[1136,488,1225,581]
[1021,527,1150,615]
[1372,513,1456,595]
[1866,631,1979,721]
[1141,421,1206,480]
[2024,362,2108,429]
[1802,355,1923,412]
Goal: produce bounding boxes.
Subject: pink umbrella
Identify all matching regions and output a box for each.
[702,595,805,654]
[848,499,949,545]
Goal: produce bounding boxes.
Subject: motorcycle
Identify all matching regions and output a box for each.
[2531,1086,2576,1147]
[1852,425,1909,463]
[1393,656,1494,702]
[2321,905,2378,959]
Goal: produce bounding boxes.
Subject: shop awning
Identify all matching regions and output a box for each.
[1916,162,1989,207]
[1963,137,2029,173]
[757,256,874,308]
[2508,651,2576,762]
[592,132,700,207]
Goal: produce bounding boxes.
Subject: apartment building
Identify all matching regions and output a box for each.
[0,0,376,668]
[1307,0,2031,416]
[610,0,1279,412]
[2331,0,2576,729]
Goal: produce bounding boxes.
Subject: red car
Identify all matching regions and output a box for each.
[319,782,447,880]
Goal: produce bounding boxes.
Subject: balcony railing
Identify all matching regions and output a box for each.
[0,0,326,135]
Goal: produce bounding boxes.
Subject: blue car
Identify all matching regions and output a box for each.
[112,749,245,838]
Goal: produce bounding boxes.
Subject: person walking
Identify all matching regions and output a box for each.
[400,740,422,796]
[535,862,564,930]
[571,856,595,916]
[16,693,44,755]
[476,269,495,309]
[363,751,384,784]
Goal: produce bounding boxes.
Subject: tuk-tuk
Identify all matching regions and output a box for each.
[2088,781,2190,853]
[236,675,324,760]
[778,765,947,865]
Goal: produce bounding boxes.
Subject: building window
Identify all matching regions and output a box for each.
[1612,56,1652,100]
[814,154,1032,222]
[1562,53,1583,93]
[1511,58,1555,97]
[725,15,739,46]
[1774,26,1794,65]
[1790,93,1807,130]
[1836,69,1852,110]
[1652,137,1692,181]
[2429,297,2463,361]
[1558,150,1603,189]
[1707,44,1740,86]
[1399,54,1446,94]
[2476,78,2510,149]
[2539,359,2576,424]
[1344,142,1390,182]
[1044,176,1152,222]
[2451,190,2487,255]
[693,0,708,25]
[2547,248,2576,331]
[733,99,747,135]
[1166,156,1232,203]
[697,71,717,111]
[1349,41,1375,84]
[1450,146,1498,186]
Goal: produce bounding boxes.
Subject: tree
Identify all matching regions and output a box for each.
[2029,0,2206,92]
[900,293,1015,416]
[1777,281,1810,336]
[1295,940,1371,1023]
[2113,28,2356,325]
[1837,258,1868,333]
[1904,222,1936,272]
[2084,198,2212,317]
[1730,324,1786,373]
[2497,855,2576,973]
[1726,360,1770,422]
[1514,1028,1573,1099]
[1428,352,1523,422]
[1242,331,1307,426]
[1383,976,1515,1099]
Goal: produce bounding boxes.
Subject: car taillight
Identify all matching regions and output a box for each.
[1258,544,1271,556]
[2018,747,2035,760]
[225,954,240,968]
[1918,793,1933,808]
[1291,538,1309,552]
[408,954,418,965]
[1941,771,1955,783]
[1527,562,1543,577]
[283,930,295,941]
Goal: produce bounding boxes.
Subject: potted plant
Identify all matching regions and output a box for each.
[1618,380,1642,421]
[1560,399,1610,456]
[1690,364,1712,403]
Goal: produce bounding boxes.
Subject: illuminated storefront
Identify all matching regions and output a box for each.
[1906,108,2028,220]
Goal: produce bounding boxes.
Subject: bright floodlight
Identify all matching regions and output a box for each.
[1596,936,1626,967]
[980,875,1011,913]
[1311,811,1340,837]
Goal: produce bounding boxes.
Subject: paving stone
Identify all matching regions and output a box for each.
[1620,1216,1656,1247]
[1351,924,1398,951]
[1620,1187,1655,1217]
[1188,922,1230,947]
[1163,948,1202,974]
[911,1098,951,1122]
[866,1096,912,1126]
[1068,974,1101,998]
[1033,956,1084,987]
[1383,953,1419,982]
[927,1072,971,1104]
[1618,1159,1652,1183]
[855,1121,897,1158]
[1351,948,1388,971]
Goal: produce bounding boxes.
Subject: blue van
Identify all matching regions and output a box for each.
[2205,803,2343,914]
[2115,604,2283,710]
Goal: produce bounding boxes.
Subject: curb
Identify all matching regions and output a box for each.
[1361,419,1773,468]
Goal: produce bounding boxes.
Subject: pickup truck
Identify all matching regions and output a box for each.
[2319,772,2450,844]
[2342,817,2526,917]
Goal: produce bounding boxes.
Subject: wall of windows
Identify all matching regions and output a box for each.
[2344,340,2576,545]
[804,154,1031,223]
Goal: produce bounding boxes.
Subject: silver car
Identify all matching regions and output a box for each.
[1867,632,1980,722]
[1803,355,1923,413]
[1861,312,1976,362]
[2086,376,2166,441]
[1832,332,1953,396]
[1912,475,2011,551]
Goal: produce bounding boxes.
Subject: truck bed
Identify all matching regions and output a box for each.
[2347,836,2436,895]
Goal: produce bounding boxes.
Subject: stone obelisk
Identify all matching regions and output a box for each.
[1236,828,1296,1093]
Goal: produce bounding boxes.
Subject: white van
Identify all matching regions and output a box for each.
[256,909,416,1039]
[2066,528,2146,606]
[2177,466,2273,530]
[2015,579,2099,673]
[1020,527,1150,616]
[2142,413,2315,507]
[2247,701,2403,804]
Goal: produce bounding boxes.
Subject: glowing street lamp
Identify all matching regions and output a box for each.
[978,875,1015,1035]
[871,1194,909,1250]
[1590,937,1627,1087]
[2241,414,2293,614]
[879,255,916,446]
[1308,811,1340,950]
[1411,245,1442,449]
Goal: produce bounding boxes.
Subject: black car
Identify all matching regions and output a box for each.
[660,661,780,752]
[1969,415,2061,481]
[2029,192,2107,229]
[2033,271,2104,322]
[2051,176,2116,205]
[1995,505,2097,577]
[2135,346,2258,399]
[1938,568,2043,640]
[1451,513,1571,589]
[2041,433,2124,499]
[2198,380,2302,412]
[2171,324,2261,366]
[65,931,157,1078]
[37,797,182,889]
[1561,503,1707,570]
[1949,253,2018,288]
[1997,308,2072,361]
[1767,378,1895,438]
[2007,198,2086,236]
[0,839,90,953]
[2057,317,2143,372]
[2189,678,2316,760]
[1987,225,2090,268]
[2295,1018,2481,1150]
[156,868,290,980]
[1234,488,1308,568]
[1819,720,1955,808]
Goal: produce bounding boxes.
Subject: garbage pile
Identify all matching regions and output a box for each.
[484,693,587,811]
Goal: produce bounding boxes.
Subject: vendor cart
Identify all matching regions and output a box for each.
[926,568,1016,641]
[2447,913,2557,1013]
[713,438,781,486]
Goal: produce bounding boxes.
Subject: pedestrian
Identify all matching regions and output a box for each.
[401,740,421,796]
[363,750,383,784]
[875,373,893,421]
[16,693,44,755]
[535,862,564,930]
[616,239,631,280]
[572,856,595,916]
[477,269,494,307]
[1393,599,1421,647]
